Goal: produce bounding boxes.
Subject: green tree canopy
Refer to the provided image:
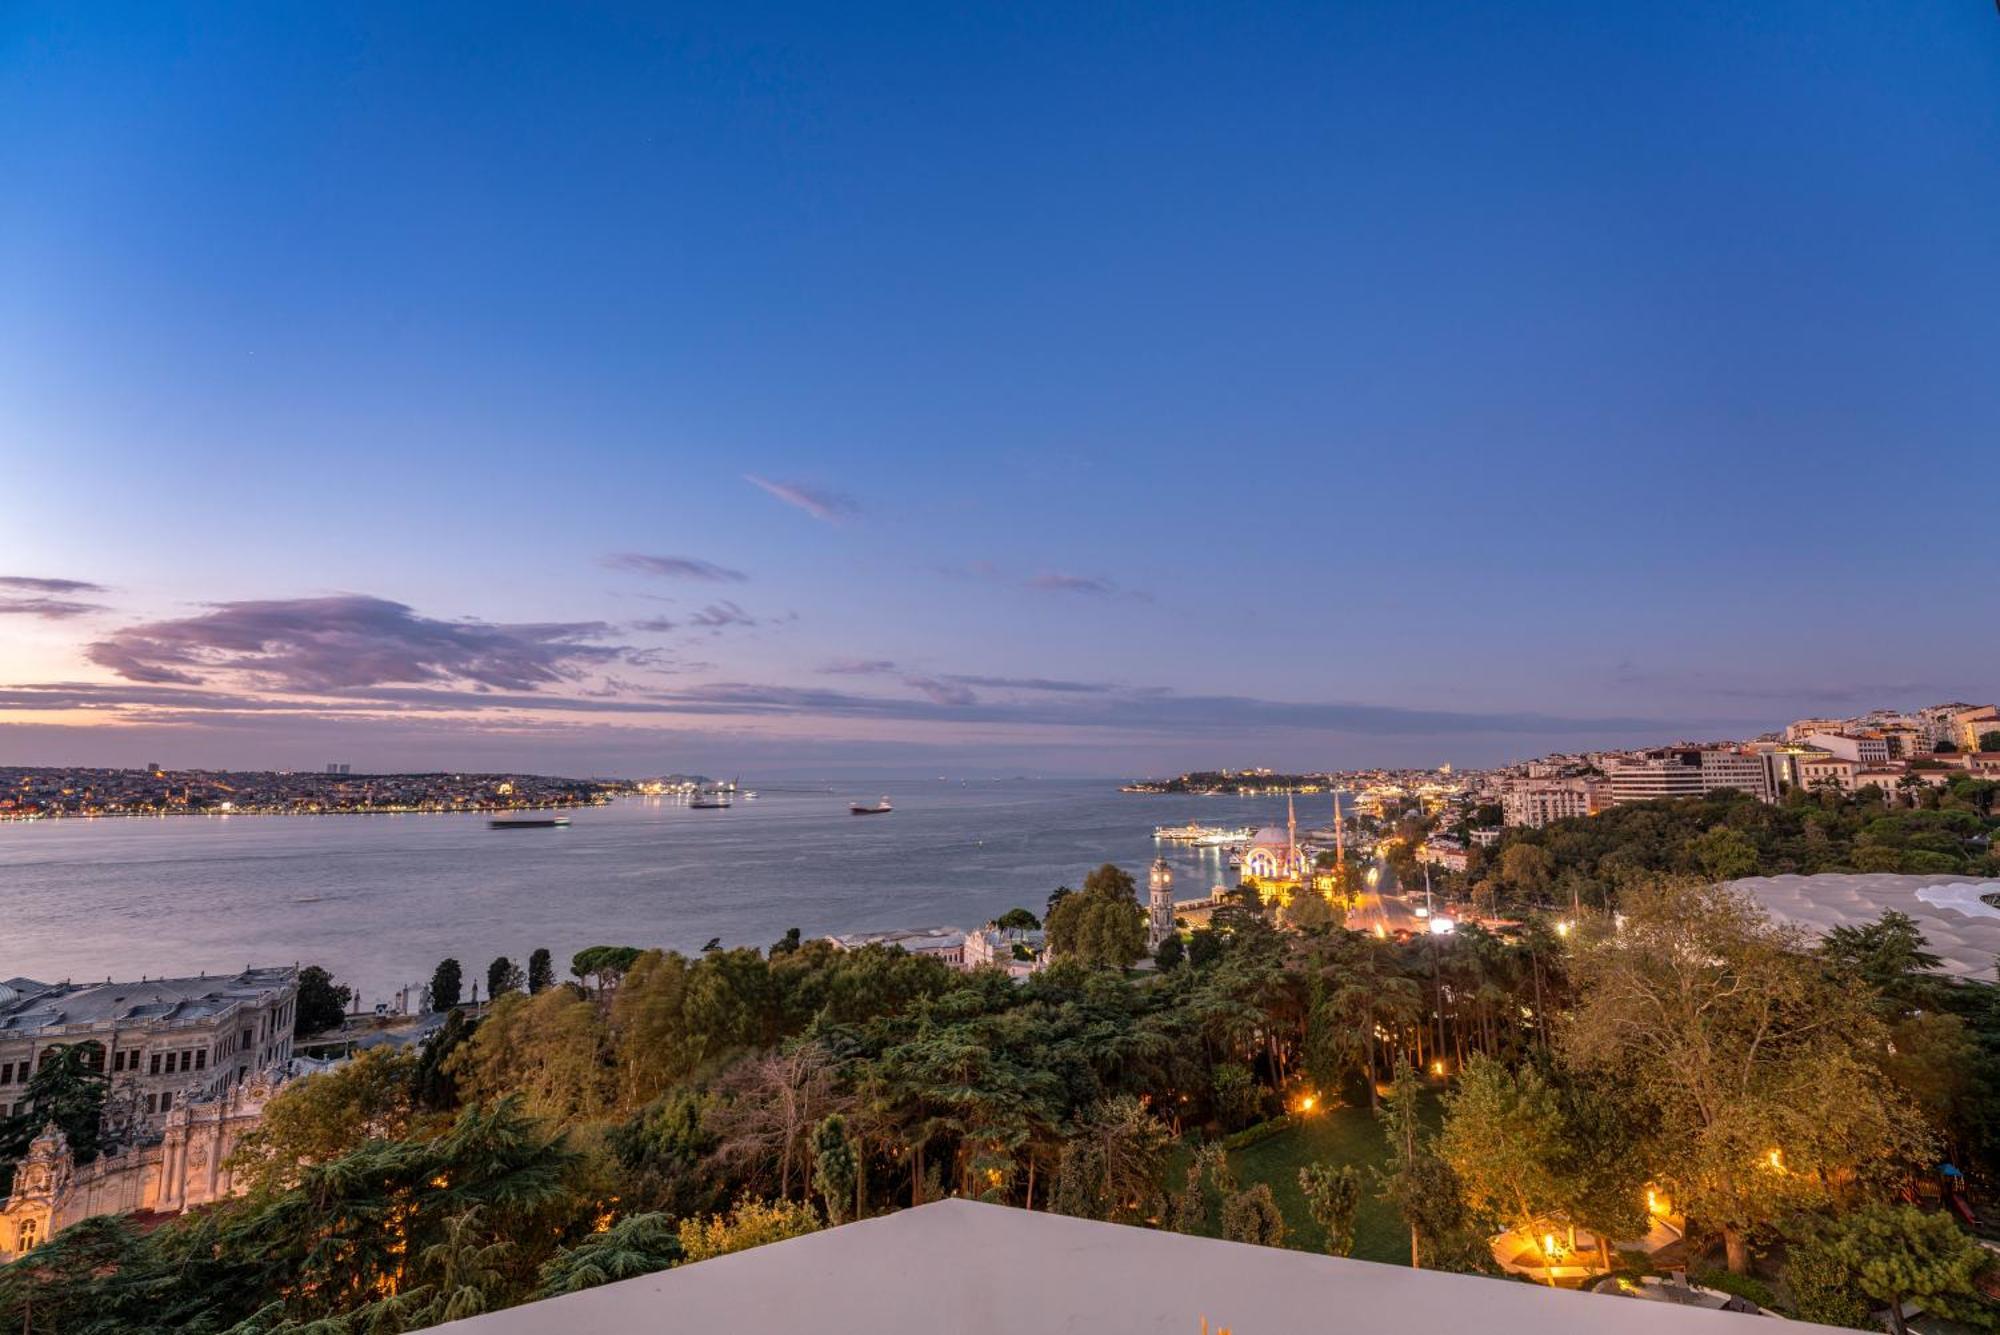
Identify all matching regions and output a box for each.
[294,965,352,1038]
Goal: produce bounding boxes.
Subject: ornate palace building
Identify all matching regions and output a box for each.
[0,966,303,1261]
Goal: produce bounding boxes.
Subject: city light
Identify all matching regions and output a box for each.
[1554,919,1572,938]
[1427,915,1455,935]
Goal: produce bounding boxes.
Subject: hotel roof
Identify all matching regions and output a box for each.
[1729,873,2000,980]
[0,966,296,1036]
[437,1199,1772,1335]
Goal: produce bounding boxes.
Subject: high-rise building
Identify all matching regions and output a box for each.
[1500,776,1611,827]
[1608,748,1774,805]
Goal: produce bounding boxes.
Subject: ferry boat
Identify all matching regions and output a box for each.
[1153,822,1253,847]
[489,813,571,829]
[689,793,732,809]
[850,797,893,815]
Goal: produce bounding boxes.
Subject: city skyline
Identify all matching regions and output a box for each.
[5,2,1998,775]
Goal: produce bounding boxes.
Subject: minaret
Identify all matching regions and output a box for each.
[1333,792,1346,870]
[1286,792,1300,879]
[1147,857,1176,951]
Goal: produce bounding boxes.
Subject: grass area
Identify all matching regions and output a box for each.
[1224,1102,1402,1263]
[1205,1090,1444,1265]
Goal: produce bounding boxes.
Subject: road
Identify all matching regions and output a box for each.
[1347,855,1427,936]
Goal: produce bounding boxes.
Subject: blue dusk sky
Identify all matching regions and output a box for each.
[2,1,1996,776]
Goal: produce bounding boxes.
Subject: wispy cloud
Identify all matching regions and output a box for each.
[0,576,106,595]
[744,475,860,523]
[1027,572,1153,603]
[601,553,748,583]
[902,676,979,706]
[85,596,625,692]
[819,659,900,676]
[942,674,1114,694]
[0,574,109,620]
[687,601,759,629]
[630,616,680,633]
[0,597,104,620]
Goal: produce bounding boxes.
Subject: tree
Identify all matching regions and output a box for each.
[1783,1231,1868,1329]
[226,1047,418,1194]
[527,947,555,994]
[487,955,525,999]
[1186,928,1225,969]
[769,927,803,956]
[536,1212,681,1297]
[294,964,351,1037]
[1044,865,1147,969]
[1690,826,1759,881]
[676,1198,822,1263]
[1438,1055,1563,1239]
[571,945,644,991]
[811,1114,859,1224]
[1281,889,1339,932]
[1154,932,1186,971]
[1564,879,1932,1273]
[1051,1096,1172,1224]
[0,1044,108,1165]
[995,907,1041,931]
[1375,1058,1484,1272]
[449,988,616,1125]
[1821,1203,1992,1335]
[1221,1183,1287,1247]
[1298,1163,1362,1256]
[430,957,464,1011]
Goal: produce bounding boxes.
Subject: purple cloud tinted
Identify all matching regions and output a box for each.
[902,676,978,706]
[687,601,758,628]
[818,659,899,676]
[1026,572,1153,602]
[744,475,860,523]
[630,617,679,633]
[0,576,107,595]
[941,674,1114,693]
[84,596,626,692]
[0,596,104,620]
[0,673,1751,738]
[601,552,748,583]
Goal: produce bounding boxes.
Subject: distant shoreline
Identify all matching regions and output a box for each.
[0,798,609,823]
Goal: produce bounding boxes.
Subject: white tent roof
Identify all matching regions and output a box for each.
[437,1198,1778,1334]
[1728,873,2000,980]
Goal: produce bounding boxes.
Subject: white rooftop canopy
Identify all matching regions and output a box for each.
[1728,873,2000,980]
[438,1199,1775,1334]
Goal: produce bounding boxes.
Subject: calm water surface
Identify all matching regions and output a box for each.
[0,781,1332,1006]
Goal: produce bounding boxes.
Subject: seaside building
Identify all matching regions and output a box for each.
[0,967,299,1136]
[824,928,966,967]
[0,966,306,1263]
[960,926,1046,979]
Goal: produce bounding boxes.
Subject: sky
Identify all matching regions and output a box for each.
[1,1,1996,777]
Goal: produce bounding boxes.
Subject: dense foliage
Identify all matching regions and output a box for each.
[6,808,1999,1330]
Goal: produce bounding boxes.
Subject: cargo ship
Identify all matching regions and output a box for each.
[489,813,571,829]
[850,797,893,815]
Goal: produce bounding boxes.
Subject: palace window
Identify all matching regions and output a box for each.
[150,1053,162,1076]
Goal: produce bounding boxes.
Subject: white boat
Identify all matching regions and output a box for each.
[850,797,893,815]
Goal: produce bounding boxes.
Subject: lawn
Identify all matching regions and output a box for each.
[1220,1093,1442,1265]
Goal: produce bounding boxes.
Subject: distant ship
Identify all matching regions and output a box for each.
[690,792,733,809]
[489,813,571,829]
[850,797,893,815]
